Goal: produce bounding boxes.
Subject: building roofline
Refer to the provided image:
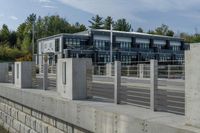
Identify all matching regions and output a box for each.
[37,33,89,42]
[90,29,184,41]
[37,29,184,42]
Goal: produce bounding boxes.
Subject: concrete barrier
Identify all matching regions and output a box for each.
[0,63,8,83]
[14,62,34,89]
[185,43,200,128]
[0,83,199,133]
[57,58,92,100]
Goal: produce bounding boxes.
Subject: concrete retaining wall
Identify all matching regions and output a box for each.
[0,84,199,133]
[0,96,90,133]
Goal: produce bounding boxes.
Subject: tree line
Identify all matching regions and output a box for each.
[0,13,199,61]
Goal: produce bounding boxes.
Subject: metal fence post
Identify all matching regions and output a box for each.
[43,55,48,90]
[139,64,144,78]
[168,65,171,79]
[150,60,158,111]
[43,63,48,90]
[127,66,130,76]
[106,63,112,76]
[114,61,121,104]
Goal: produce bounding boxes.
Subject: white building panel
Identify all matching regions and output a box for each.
[136,38,150,44]
[39,39,57,54]
[93,35,110,41]
[116,37,131,42]
[170,41,181,46]
[154,40,166,45]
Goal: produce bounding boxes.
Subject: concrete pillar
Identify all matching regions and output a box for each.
[139,64,144,78]
[57,58,92,100]
[114,61,121,104]
[43,63,48,90]
[14,62,33,88]
[150,60,158,111]
[106,63,112,76]
[185,44,200,128]
[0,63,9,82]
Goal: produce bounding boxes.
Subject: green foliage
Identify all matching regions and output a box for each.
[180,33,200,43]
[137,27,144,33]
[114,18,132,32]
[0,44,26,61]
[0,24,10,41]
[89,15,104,29]
[151,24,174,37]
[0,14,87,61]
[104,16,113,30]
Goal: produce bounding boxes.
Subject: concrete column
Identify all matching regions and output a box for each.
[14,62,33,88]
[139,64,144,78]
[57,58,92,100]
[0,63,9,82]
[106,63,112,76]
[150,60,158,111]
[185,44,200,128]
[114,61,121,104]
[43,63,48,90]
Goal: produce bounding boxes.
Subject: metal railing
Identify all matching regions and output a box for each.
[90,60,185,115]
[0,60,185,115]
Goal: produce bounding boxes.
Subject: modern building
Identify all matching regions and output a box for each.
[36,29,188,66]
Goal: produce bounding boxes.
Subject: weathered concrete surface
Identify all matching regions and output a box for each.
[0,63,8,83]
[57,58,92,100]
[0,83,199,133]
[185,43,200,128]
[14,62,34,88]
[150,60,158,111]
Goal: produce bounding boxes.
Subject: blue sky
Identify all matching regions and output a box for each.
[0,0,200,34]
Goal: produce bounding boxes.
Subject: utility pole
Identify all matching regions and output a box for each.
[110,23,113,63]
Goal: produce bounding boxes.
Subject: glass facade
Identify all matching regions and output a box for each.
[139,43,149,49]
[63,38,88,49]
[172,45,180,51]
[117,41,131,49]
[55,39,60,52]
[94,40,109,50]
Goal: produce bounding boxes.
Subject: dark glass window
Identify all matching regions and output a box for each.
[55,39,60,52]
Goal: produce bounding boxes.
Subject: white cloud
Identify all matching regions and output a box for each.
[9,16,18,20]
[42,5,57,9]
[58,0,200,23]
[39,0,51,3]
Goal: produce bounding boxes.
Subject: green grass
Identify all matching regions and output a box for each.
[0,126,8,133]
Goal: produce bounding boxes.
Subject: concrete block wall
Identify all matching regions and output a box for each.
[0,97,91,133]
